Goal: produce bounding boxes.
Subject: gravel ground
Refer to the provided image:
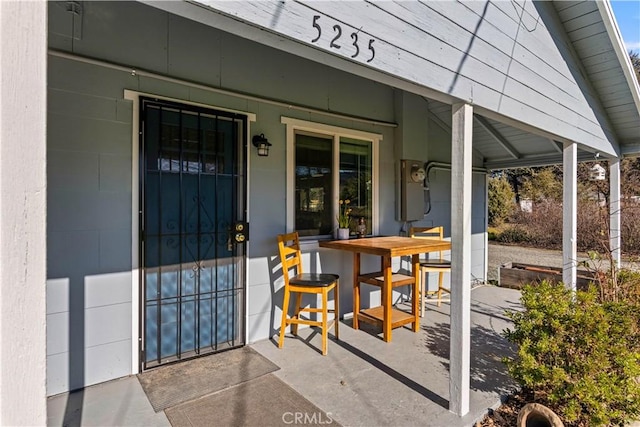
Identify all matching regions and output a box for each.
[487,242,637,283]
[487,242,583,282]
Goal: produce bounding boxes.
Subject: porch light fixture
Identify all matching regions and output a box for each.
[589,153,606,181]
[252,133,272,157]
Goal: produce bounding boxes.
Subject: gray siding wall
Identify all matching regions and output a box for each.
[46,57,135,395]
[47,1,486,394]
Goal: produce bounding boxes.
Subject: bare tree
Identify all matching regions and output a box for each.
[630,50,640,81]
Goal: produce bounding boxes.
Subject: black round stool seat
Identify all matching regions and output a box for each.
[419,260,451,268]
[290,273,339,287]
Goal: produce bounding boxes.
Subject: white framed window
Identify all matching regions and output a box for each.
[282,117,380,239]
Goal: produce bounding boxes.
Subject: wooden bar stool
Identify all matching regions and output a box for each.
[277,232,339,355]
[409,226,451,316]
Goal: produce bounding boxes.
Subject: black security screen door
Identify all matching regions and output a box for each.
[140,98,247,369]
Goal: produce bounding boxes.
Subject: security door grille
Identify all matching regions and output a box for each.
[140,97,247,369]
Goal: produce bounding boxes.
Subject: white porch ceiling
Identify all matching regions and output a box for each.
[427,99,597,170]
[554,1,640,156]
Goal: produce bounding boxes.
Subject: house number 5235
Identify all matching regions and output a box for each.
[311,15,375,63]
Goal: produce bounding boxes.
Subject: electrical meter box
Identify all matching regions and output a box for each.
[398,159,426,222]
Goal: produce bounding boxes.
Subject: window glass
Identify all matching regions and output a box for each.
[294,131,373,238]
[150,108,230,174]
[295,133,333,236]
[340,138,372,235]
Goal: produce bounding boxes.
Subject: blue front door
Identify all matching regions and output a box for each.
[140,98,247,369]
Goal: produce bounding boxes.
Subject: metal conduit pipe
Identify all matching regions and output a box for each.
[425,161,488,175]
[422,161,487,215]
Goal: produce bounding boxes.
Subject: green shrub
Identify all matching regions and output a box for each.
[487,226,499,240]
[503,281,640,426]
[488,176,516,227]
[495,226,530,244]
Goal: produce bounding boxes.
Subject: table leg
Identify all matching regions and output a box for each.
[353,252,360,330]
[383,256,392,342]
[412,253,420,332]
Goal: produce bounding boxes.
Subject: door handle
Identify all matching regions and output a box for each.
[228,222,249,250]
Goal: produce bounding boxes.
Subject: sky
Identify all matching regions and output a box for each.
[610,0,640,52]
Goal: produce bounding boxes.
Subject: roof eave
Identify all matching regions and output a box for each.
[596,0,640,137]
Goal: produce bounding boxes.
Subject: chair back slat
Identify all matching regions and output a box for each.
[277,232,304,280]
[409,226,446,261]
[409,226,444,240]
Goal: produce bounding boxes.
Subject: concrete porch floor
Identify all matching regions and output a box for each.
[253,284,521,427]
[48,285,522,427]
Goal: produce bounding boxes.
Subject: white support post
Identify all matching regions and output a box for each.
[0,1,48,425]
[449,103,472,416]
[609,158,621,267]
[562,142,577,291]
[484,173,489,283]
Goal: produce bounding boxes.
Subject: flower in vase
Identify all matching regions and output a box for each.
[337,199,352,229]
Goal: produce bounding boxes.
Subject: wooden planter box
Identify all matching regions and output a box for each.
[498,262,595,291]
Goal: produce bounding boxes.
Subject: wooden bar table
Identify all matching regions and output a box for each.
[319,236,451,342]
